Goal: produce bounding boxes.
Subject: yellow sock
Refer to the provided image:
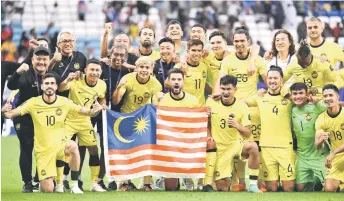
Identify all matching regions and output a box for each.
[144,176,152,184]
[90,166,100,183]
[56,166,64,185]
[204,151,216,185]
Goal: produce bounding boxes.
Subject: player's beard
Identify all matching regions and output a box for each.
[171,86,181,95]
[142,41,152,48]
[44,88,55,97]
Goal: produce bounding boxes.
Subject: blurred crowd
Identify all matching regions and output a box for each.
[2,0,344,63]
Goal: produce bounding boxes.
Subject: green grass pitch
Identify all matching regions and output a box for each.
[2,136,343,201]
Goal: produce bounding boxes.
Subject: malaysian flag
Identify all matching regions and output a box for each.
[103,104,207,181]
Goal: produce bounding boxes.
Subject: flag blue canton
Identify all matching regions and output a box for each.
[106,104,157,150]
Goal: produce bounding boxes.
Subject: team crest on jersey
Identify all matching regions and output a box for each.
[281,99,288,105]
[74,63,80,70]
[15,123,20,130]
[312,71,318,79]
[306,114,312,121]
[59,63,64,68]
[56,108,62,116]
[264,171,268,178]
[41,169,46,176]
[144,92,151,98]
[215,171,220,178]
[202,71,206,78]
[341,123,344,130]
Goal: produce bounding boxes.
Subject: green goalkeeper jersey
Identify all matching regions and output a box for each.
[292,102,327,160]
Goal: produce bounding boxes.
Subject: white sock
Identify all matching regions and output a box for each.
[97,178,103,182]
[249,179,257,185]
[63,175,68,181]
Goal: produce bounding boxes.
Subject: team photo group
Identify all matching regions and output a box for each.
[1,3,344,195]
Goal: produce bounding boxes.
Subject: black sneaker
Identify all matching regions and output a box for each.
[202,184,214,192]
[108,181,117,191]
[128,182,138,191]
[22,182,33,193]
[32,182,39,192]
[78,180,84,191]
[98,180,108,191]
[63,180,70,190]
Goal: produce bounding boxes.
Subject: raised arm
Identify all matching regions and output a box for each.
[7,63,29,90]
[58,72,76,92]
[101,23,112,58]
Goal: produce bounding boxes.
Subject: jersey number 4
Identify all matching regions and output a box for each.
[272,106,278,115]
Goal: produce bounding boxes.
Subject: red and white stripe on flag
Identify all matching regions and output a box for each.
[105,106,208,181]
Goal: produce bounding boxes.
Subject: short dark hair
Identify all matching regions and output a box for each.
[233,26,250,40]
[268,65,284,78]
[138,27,156,38]
[191,24,206,34]
[166,20,182,30]
[87,58,101,66]
[42,73,58,83]
[290,82,308,93]
[220,75,237,87]
[209,30,227,42]
[271,30,296,57]
[323,84,339,94]
[167,68,184,79]
[297,40,311,58]
[37,36,50,44]
[187,39,204,50]
[159,37,175,46]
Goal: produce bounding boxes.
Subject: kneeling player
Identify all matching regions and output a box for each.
[2,73,102,193]
[203,75,261,192]
[315,84,344,192]
[290,83,327,191]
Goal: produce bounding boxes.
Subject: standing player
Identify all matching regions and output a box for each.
[113,56,162,191]
[290,82,327,191]
[59,59,107,192]
[2,73,103,194]
[246,66,295,192]
[166,20,187,57]
[214,26,267,192]
[137,27,160,60]
[174,39,209,107]
[284,41,344,100]
[153,37,176,92]
[315,84,344,192]
[306,17,344,68]
[204,75,261,193]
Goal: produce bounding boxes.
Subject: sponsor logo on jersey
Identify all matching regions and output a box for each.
[41,169,46,176]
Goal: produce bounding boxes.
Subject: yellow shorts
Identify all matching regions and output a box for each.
[326,153,344,182]
[35,144,66,181]
[215,140,244,181]
[65,120,97,146]
[249,107,261,141]
[261,147,296,181]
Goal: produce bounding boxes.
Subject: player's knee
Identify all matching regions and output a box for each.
[247,141,258,153]
[206,139,216,150]
[282,185,294,192]
[87,145,98,155]
[68,141,78,154]
[296,184,304,192]
[324,185,337,192]
[164,178,179,191]
[216,178,230,192]
[266,183,278,192]
[41,183,54,193]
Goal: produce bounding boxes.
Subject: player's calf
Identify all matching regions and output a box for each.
[265,181,279,192]
[215,178,230,191]
[40,178,54,193]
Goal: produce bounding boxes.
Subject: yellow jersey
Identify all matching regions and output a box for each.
[174,61,208,106]
[246,93,293,148]
[220,53,266,99]
[310,39,344,67]
[158,91,199,108]
[204,52,229,88]
[120,73,162,113]
[284,57,344,99]
[206,98,251,150]
[18,96,81,153]
[315,106,344,153]
[140,49,160,61]
[66,75,106,121]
